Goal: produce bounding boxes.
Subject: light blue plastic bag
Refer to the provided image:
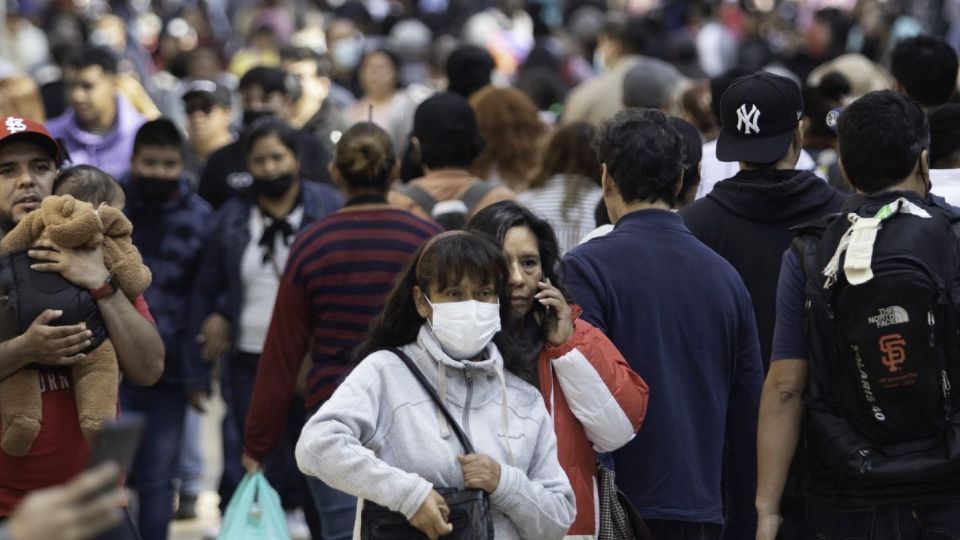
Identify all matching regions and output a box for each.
[218,472,291,540]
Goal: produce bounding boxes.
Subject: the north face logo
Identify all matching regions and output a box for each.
[868,306,910,328]
[4,117,26,134]
[736,104,761,134]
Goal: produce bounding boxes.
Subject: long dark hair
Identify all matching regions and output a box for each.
[353,232,531,382]
[528,122,600,221]
[467,200,568,338]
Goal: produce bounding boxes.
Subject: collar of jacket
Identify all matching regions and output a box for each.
[63,95,142,146]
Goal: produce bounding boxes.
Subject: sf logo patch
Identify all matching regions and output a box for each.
[736,104,761,135]
[880,334,906,373]
[4,117,26,134]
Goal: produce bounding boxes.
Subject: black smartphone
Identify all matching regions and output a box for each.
[86,413,146,472]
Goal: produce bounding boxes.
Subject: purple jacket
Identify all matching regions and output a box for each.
[46,95,146,180]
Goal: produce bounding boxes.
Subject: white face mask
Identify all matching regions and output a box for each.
[427,299,501,360]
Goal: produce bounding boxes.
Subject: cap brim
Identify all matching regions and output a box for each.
[182,91,230,107]
[1,132,60,162]
[716,128,795,164]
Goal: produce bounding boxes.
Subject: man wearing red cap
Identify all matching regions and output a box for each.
[0,116,164,535]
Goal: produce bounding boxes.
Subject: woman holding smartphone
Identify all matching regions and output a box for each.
[468,201,649,538]
[295,231,575,539]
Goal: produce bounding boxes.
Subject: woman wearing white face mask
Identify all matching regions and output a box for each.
[295,231,576,540]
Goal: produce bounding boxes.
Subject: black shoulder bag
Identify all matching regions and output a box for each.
[359,348,494,540]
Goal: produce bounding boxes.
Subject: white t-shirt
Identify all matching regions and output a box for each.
[577,224,615,246]
[931,169,960,209]
[696,139,820,199]
[236,205,304,354]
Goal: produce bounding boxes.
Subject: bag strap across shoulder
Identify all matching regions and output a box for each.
[460,180,495,212]
[399,184,438,216]
[387,347,476,455]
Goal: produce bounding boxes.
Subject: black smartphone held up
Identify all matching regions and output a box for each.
[86,413,146,472]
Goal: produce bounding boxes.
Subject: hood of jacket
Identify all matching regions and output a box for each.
[706,168,846,223]
[401,325,521,465]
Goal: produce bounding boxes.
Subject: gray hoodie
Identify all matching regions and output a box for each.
[295,325,576,539]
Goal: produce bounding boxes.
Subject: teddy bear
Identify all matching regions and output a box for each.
[0,195,151,456]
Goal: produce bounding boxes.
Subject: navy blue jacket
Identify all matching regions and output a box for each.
[681,169,847,369]
[563,210,764,535]
[121,177,213,392]
[188,180,344,385]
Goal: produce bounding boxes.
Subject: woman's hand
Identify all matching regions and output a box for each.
[536,280,573,346]
[458,453,501,493]
[409,490,452,539]
[197,313,231,362]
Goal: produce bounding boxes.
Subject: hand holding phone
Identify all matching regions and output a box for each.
[87,413,145,472]
[537,278,575,346]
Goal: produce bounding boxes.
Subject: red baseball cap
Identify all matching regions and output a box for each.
[0,116,61,163]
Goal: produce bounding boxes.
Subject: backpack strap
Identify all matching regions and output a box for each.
[790,214,833,284]
[399,184,438,216]
[460,181,496,214]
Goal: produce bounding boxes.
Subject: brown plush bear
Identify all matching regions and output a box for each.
[0,195,151,456]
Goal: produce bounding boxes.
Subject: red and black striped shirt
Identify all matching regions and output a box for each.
[245,207,440,460]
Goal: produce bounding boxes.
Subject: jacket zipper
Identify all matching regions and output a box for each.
[462,366,473,440]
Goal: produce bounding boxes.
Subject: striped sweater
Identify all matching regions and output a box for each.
[245,206,441,460]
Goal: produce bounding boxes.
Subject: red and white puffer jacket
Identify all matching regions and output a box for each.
[537,306,649,538]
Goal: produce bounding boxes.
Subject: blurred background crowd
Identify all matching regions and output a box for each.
[2,0,959,539]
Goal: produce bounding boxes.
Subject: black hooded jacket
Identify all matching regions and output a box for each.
[681,169,848,368]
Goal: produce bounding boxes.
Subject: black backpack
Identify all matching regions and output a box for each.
[794,193,960,484]
[399,181,495,230]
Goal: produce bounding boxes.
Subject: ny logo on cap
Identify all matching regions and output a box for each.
[4,117,26,134]
[736,104,761,135]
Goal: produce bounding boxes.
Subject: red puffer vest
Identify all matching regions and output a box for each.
[536,307,648,537]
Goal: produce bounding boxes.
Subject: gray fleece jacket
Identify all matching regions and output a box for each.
[295,325,576,539]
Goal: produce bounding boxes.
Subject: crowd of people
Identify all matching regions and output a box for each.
[2,0,960,539]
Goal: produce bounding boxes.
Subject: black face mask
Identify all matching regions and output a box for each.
[135,176,180,204]
[243,109,276,127]
[251,173,296,200]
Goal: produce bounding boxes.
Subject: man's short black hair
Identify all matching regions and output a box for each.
[928,104,960,168]
[446,45,495,98]
[239,66,289,96]
[603,15,649,56]
[133,118,184,157]
[838,90,929,194]
[891,36,959,108]
[593,109,684,206]
[65,46,118,75]
[419,139,483,170]
[280,46,333,77]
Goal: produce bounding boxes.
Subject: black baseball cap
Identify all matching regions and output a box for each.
[716,72,804,163]
[182,79,232,107]
[412,92,479,145]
